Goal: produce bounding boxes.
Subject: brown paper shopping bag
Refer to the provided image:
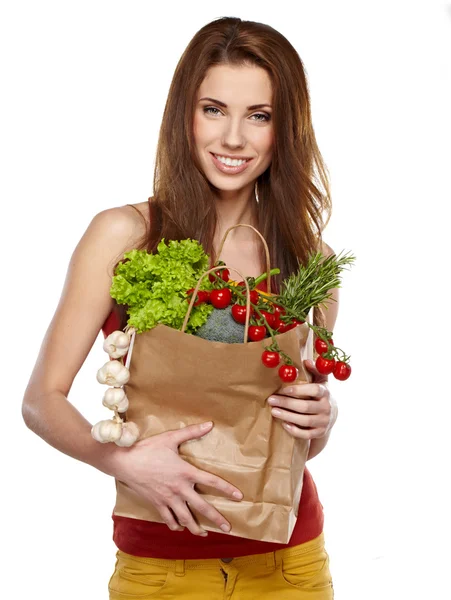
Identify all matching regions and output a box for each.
[113,225,314,544]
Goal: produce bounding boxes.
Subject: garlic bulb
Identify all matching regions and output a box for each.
[91,418,123,443]
[114,421,140,447]
[96,360,130,387]
[102,387,129,413]
[103,330,131,359]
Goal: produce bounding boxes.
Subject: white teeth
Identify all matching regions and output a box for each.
[214,154,248,167]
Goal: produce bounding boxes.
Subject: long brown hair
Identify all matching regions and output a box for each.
[114,16,332,329]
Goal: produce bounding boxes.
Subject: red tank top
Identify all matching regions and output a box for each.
[101,285,324,559]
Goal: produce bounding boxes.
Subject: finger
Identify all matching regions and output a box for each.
[158,505,186,532]
[272,383,328,400]
[282,422,327,440]
[272,407,329,431]
[184,489,232,533]
[268,396,318,414]
[165,421,214,449]
[192,467,243,502]
[169,499,208,536]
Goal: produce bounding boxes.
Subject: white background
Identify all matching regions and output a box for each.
[2,1,450,598]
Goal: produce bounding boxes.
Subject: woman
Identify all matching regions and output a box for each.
[22,16,339,599]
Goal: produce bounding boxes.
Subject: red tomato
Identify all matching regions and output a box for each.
[277,321,291,333]
[315,339,328,354]
[210,288,232,309]
[274,305,286,318]
[209,268,230,283]
[260,310,277,329]
[278,318,304,333]
[248,290,260,305]
[231,304,248,324]
[333,361,352,381]
[292,318,305,326]
[261,350,280,368]
[272,306,285,330]
[315,338,333,354]
[248,325,267,341]
[198,290,210,304]
[278,364,298,383]
[272,313,281,329]
[186,288,209,306]
[315,355,336,375]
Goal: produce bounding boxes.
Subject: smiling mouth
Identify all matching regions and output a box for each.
[210,152,253,175]
[209,152,254,174]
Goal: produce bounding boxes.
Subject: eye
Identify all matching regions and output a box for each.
[203,106,221,116]
[251,113,271,122]
[203,107,271,122]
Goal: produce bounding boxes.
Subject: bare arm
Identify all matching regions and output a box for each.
[306,241,340,461]
[306,392,338,460]
[22,206,146,479]
[21,206,244,536]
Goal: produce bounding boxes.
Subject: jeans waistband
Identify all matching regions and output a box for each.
[116,532,325,576]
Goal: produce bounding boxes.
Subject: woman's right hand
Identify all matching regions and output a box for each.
[111,421,243,536]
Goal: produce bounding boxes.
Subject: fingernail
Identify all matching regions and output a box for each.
[221,523,231,532]
[268,397,279,405]
[283,388,294,394]
[233,491,243,499]
[201,421,213,430]
[199,531,208,537]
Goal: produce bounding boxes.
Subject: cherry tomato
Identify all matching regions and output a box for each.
[260,310,277,329]
[315,337,334,354]
[261,350,280,368]
[248,325,267,341]
[277,321,292,333]
[315,355,336,375]
[209,268,230,283]
[274,305,286,317]
[278,364,298,382]
[272,313,281,329]
[278,320,298,333]
[186,288,209,306]
[333,361,351,381]
[291,318,305,326]
[231,304,248,324]
[248,290,260,305]
[210,288,232,309]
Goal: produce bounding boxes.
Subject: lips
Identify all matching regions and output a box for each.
[210,152,253,175]
[212,153,252,161]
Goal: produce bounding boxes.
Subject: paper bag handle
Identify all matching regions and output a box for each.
[215,224,272,295]
[181,266,253,343]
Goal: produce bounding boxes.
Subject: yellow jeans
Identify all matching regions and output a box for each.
[108,531,334,599]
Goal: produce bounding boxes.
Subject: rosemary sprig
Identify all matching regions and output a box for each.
[274,250,356,320]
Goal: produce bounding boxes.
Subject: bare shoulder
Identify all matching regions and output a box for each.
[319,240,339,332]
[82,201,150,279]
[320,241,335,257]
[22,201,151,403]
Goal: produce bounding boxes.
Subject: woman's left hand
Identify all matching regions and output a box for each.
[267,358,338,440]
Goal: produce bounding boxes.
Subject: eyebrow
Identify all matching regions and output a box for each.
[199,97,272,110]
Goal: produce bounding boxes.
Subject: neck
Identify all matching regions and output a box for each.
[213,183,259,245]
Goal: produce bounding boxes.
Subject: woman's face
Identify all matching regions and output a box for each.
[193,64,274,194]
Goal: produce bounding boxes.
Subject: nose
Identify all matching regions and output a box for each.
[221,117,246,149]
